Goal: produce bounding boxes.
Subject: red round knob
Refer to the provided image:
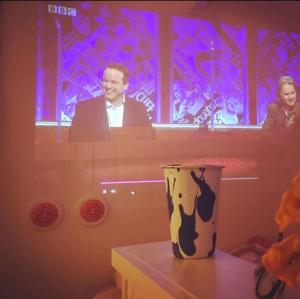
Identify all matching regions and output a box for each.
[30,202,61,229]
[79,198,108,225]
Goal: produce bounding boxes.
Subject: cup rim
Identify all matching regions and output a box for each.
[161,163,225,169]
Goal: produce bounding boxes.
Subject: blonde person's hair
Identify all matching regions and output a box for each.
[277,76,296,98]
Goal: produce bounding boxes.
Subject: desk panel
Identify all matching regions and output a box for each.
[112,241,300,299]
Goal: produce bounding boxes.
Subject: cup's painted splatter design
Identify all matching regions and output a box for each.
[191,169,216,222]
[163,165,222,259]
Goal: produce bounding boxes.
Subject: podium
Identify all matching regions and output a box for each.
[112,240,300,299]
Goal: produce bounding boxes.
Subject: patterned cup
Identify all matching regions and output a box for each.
[162,163,224,259]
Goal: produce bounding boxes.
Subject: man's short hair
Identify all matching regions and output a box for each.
[104,63,129,84]
[277,76,296,97]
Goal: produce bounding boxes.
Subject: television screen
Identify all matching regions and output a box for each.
[35,1,300,140]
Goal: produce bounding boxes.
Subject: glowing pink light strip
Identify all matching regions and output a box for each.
[100,176,259,186]
[100,179,165,185]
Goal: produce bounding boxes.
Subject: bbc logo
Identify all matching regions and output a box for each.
[48,5,77,16]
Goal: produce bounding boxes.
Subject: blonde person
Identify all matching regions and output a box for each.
[262,76,300,142]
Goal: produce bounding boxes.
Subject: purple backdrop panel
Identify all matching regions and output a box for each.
[36,3,160,123]
[171,17,248,126]
[256,29,300,125]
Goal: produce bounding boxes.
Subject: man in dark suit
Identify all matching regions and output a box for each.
[69,63,151,142]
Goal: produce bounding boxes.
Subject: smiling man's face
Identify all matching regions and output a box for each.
[102,67,128,104]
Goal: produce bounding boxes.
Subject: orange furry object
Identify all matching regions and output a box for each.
[263,172,300,287]
[275,173,300,232]
[262,232,300,287]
